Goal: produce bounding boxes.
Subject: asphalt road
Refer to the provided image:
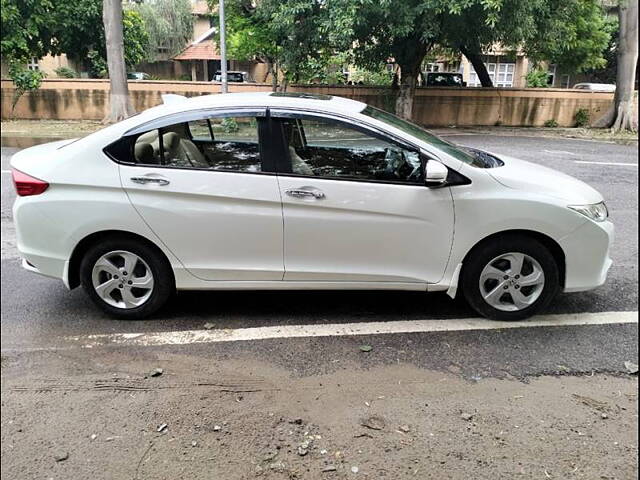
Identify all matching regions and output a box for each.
[1,133,638,378]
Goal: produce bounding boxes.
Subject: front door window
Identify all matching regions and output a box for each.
[277,117,424,184]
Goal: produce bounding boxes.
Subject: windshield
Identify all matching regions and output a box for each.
[361,106,501,168]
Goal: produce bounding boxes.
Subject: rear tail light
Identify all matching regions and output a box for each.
[12,168,49,196]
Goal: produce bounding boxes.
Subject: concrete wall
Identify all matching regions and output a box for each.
[1,79,617,127]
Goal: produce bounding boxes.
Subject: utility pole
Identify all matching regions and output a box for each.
[218,0,228,94]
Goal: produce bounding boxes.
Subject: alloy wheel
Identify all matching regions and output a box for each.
[478,252,545,312]
[91,250,154,309]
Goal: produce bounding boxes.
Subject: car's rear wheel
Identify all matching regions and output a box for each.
[461,234,560,321]
[80,237,174,319]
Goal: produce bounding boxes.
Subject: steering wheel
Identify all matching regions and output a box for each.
[383,148,406,178]
[407,163,422,180]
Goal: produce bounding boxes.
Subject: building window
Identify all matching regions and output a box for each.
[547,64,557,87]
[495,63,515,87]
[468,58,515,88]
[27,58,40,71]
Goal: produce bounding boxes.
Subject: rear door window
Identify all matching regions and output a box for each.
[107,113,266,173]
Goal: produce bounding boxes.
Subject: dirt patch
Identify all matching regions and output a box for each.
[1,349,637,479]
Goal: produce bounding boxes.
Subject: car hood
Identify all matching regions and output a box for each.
[486,155,603,204]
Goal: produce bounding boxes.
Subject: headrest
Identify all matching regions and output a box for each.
[162,131,181,150]
[134,142,155,163]
[138,130,158,144]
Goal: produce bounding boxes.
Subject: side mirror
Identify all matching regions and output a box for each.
[425,160,449,187]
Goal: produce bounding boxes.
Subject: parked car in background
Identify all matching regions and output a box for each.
[573,83,616,92]
[127,72,151,81]
[11,92,612,320]
[424,72,466,87]
[211,71,255,83]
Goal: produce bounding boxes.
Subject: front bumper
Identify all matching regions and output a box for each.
[559,219,614,292]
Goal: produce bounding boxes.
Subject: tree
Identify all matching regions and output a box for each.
[439,0,612,88]
[222,0,282,90]
[525,0,613,75]
[349,1,439,119]
[595,0,638,131]
[102,0,134,122]
[218,0,355,91]
[583,17,621,84]
[0,0,54,62]
[50,0,148,73]
[132,0,193,62]
[1,0,148,77]
[1,0,53,113]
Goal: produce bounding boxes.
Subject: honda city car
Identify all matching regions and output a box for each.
[10,92,613,320]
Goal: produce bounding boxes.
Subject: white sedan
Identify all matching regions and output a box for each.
[10,92,613,320]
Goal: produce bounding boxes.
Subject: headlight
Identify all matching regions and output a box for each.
[568,202,609,222]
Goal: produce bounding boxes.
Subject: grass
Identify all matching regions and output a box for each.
[432,125,638,145]
[1,119,103,138]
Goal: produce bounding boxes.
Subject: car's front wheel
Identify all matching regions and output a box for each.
[461,234,560,321]
[80,237,174,319]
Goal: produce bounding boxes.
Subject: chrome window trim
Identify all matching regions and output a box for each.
[123,107,267,137]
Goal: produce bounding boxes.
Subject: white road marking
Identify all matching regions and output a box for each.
[574,161,638,167]
[66,311,638,349]
[544,150,579,156]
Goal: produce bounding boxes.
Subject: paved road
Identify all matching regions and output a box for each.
[1,134,638,378]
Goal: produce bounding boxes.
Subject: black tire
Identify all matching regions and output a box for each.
[80,236,174,319]
[461,234,560,321]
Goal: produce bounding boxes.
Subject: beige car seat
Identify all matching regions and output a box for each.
[283,121,314,176]
[180,138,210,168]
[134,142,156,164]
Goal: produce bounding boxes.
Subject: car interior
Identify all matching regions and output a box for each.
[132,117,262,172]
[279,118,423,183]
[130,116,423,182]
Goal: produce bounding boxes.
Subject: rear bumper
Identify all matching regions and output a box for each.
[14,198,70,287]
[19,255,69,287]
[560,219,614,292]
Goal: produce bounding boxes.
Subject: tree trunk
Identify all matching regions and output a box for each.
[461,48,493,87]
[266,60,278,92]
[395,70,418,120]
[102,0,135,123]
[595,0,638,131]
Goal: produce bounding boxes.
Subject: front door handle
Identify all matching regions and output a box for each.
[285,187,325,200]
[130,176,170,186]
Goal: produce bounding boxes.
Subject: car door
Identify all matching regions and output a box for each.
[271,112,454,284]
[116,110,284,281]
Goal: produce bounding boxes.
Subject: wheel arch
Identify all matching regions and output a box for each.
[67,230,174,289]
[460,229,566,288]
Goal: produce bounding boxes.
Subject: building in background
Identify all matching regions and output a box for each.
[429,47,574,89]
[170,2,269,83]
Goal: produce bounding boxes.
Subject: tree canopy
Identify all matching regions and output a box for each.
[217,0,613,116]
[1,0,149,74]
[1,0,55,62]
[131,0,193,63]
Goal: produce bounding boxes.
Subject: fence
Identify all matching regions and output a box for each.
[1,78,617,127]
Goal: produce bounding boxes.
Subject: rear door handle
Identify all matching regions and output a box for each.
[285,187,325,200]
[130,176,170,186]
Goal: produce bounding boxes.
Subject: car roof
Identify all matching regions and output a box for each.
[94,92,369,140]
[132,92,367,125]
